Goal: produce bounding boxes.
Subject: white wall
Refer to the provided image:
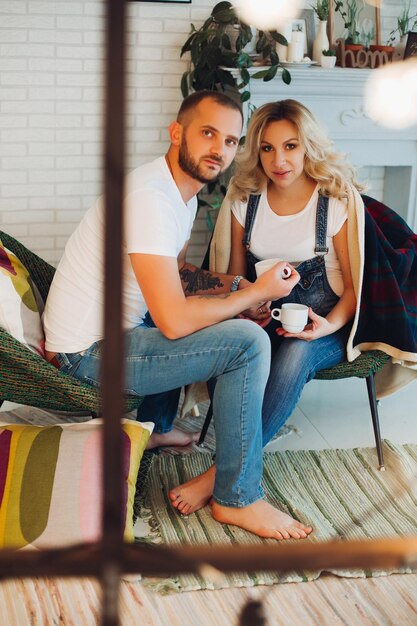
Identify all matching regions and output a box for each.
[0,0,415,266]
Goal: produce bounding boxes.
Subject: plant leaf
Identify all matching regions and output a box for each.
[215,68,237,87]
[211,1,233,17]
[281,67,291,85]
[236,51,251,68]
[240,90,251,103]
[263,65,278,81]
[240,67,250,84]
[181,33,196,56]
[180,72,189,98]
[221,33,232,50]
[269,49,278,65]
[251,69,270,79]
[268,31,288,46]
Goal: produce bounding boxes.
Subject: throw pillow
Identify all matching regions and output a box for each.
[0,238,45,357]
[0,418,153,549]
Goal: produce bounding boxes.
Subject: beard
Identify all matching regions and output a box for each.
[178,136,225,184]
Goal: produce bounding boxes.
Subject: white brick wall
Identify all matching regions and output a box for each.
[0,0,415,266]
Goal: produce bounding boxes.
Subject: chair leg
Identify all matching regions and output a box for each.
[197,402,213,447]
[365,373,385,471]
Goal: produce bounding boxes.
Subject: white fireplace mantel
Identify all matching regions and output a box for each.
[244,66,417,230]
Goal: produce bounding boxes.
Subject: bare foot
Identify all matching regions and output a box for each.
[211,499,313,540]
[169,465,216,515]
[146,427,200,450]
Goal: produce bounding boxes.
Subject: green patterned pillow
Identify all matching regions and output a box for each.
[0,238,45,356]
[0,418,152,549]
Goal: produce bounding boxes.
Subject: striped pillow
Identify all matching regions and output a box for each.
[0,418,152,549]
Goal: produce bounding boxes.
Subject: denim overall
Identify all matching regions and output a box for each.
[242,192,352,445]
[243,193,340,351]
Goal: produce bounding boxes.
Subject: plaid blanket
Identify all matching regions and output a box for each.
[355,195,417,356]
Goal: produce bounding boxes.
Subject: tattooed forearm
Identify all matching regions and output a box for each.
[180,267,225,295]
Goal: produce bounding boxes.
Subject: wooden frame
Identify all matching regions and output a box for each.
[298,9,315,58]
[327,0,382,48]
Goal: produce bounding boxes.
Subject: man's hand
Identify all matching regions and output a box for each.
[255,262,300,302]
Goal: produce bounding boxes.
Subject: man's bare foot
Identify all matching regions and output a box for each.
[146,427,200,450]
[211,499,313,540]
[169,465,216,515]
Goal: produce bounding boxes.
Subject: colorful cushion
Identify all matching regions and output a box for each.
[0,239,45,357]
[0,418,153,549]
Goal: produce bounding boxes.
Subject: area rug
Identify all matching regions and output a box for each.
[136,441,417,593]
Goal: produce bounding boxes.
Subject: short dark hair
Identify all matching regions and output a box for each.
[177,90,243,126]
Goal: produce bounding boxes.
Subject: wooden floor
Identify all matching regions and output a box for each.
[0,571,416,625]
[1,378,416,625]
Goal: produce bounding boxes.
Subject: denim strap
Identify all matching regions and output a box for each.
[314,193,329,255]
[243,192,329,257]
[242,193,261,249]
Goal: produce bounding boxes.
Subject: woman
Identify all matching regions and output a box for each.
[225,99,364,443]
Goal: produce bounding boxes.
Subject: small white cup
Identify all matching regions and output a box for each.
[255,258,291,279]
[255,258,282,277]
[271,303,308,333]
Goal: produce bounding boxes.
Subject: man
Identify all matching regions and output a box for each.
[43,91,312,540]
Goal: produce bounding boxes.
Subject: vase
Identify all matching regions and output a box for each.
[393,35,407,62]
[313,20,329,65]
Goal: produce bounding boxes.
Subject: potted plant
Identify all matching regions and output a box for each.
[180,1,291,103]
[335,0,364,66]
[312,0,330,64]
[321,48,337,68]
[387,0,417,60]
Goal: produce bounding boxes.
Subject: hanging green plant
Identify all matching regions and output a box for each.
[180,1,291,104]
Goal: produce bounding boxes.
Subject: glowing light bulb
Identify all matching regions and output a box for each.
[364,58,417,129]
[233,0,302,31]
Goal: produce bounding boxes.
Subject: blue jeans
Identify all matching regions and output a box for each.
[54,319,271,508]
[262,324,351,446]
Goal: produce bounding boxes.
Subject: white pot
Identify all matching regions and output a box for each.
[313,20,329,65]
[321,54,336,68]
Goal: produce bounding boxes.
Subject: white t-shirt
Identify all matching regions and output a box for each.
[43,156,197,353]
[231,186,348,295]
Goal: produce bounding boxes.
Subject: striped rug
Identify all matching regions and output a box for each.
[136,441,417,593]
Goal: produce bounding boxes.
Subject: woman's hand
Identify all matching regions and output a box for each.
[276,307,335,342]
[238,301,272,327]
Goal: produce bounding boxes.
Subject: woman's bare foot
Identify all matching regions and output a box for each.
[146,427,200,450]
[211,499,313,540]
[169,465,216,515]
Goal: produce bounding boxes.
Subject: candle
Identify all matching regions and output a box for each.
[287,41,303,63]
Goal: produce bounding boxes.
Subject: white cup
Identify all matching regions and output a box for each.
[255,258,282,277]
[271,303,308,333]
[255,258,291,279]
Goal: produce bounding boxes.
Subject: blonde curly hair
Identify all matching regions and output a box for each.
[228,99,364,202]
